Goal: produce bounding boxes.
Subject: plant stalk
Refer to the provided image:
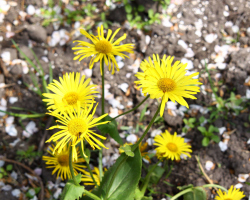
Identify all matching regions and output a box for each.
[84,190,101,200]
[69,146,79,186]
[111,95,150,121]
[132,104,161,151]
[203,184,228,192]
[99,59,105,181]
[170,188,193,200]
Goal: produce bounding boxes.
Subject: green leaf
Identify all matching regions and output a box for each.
[189,118,196,123]
[6,164,13,171]
[211,135,220,143]
[183,187,207,200]
[208,125,215,133]
[197,126,206,133]
[202,137,210,147]
[125,4,132,13]
[199,116,205,123]
[97,115,123,145]
[141,197,153,200]
[138,5,145,12]
[149,166,165,184]
[148,9,154,18]
[98,147,142,200]
[119,145,134,157]
[61,174,85,200]
[127,14,133,21]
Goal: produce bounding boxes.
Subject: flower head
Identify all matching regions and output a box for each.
[46,103,109,161]
[42,143,86,180]
[215,186,245,200]
[43,72,98,114]
[72,25,134,74]
[81,167,103,187]
[135,54,202,116]
[154,130,192,160]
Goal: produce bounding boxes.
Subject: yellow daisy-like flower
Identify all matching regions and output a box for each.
[46,103,109,161]
[154,130,192,160]
[81,167,104,187]
[215,186,245,200]
[135,54,202,116]
[72,25,134,74]
[43,72,98,114]
[42,143,86,180]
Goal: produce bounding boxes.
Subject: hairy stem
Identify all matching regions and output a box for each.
[69,146,79,186]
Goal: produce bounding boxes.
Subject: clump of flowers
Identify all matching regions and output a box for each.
[135,54,202,116]
[154,130,192,160]
[72,25,134,74]
[215,186,245,200]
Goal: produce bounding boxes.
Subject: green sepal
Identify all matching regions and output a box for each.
[97,115,123,145]
[61,174,85,200]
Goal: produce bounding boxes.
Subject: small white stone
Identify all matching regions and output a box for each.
[145,35,151,45]
[23,121,38,138]
[246,89,250,99]
[151,129,162,137]
[219,127,226,135]
[118,83,129,93]
[28,188,36,196]
[178,40,188,49]
[247,138,250,144]
[53,188,62,199]
[195,30,202,37]
[205,161,214,171]
[83,68,92,78]
[126,134,137,144]
[30,196,38,200]
[238,174,249,183]
[225,21,233,27]
[167,101,177,110]
[5,124,18,137]
[10,171,18,179]
[232,25,239,33]
[219,141,228,152]
[2,184,12,191]
[234,183,243,189]
[1,51,11,64]
[216,63,227,70]
[6,116,14,125]
[117,61,124,69]
[9,97,18,104]
[205,34,217,43]
[26,5,36,15]
[146,138,154,146]
[223,11,229,17]
[10,138,21,147]
[185,48,195,58]
[41,56,49,63]
[12,189,21,197]
[181,58,194,70]
[34,168,42,176]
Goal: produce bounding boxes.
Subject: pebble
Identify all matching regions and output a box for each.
[0,160,5,167]
[118,83,128,93]
[9,97,18,104]
[26,5,36,15]
[238,174,249,182]
[205,34,217,43]
[126,134,137,144]
[12,189,21,197]
[218,141,228,152]
[205,161,215,171]
[23,121,38,138]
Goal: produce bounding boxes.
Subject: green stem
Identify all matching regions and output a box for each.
[0,110,45,118]
[140,159,162,194]
[132,104,161,151]
[111,95,150,121]
[203,184,228,192]
[80,145,98,187]
[170,188,193,200]
[99,59,105,182]
[69,146,79,186]
[84,190,101,200]
[101,59,105,115]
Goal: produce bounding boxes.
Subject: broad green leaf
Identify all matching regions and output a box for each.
[148,9,154,18]
[98,147,142,200]
[61,174,85,200]
[211,135,220,143]
[208,125,215,133]
[149,166,165,184]
[197,126,206,133]
[125,4,132,13]
[202,137,210,147]
[138,5,145,12]
[189,118,196,123]
[6,164,13,171]
[141,197,153,200]
[97,115,123,145]
[119,145,134,157]
[133,187,144,200]
[183,187,207,200]
[127,14,133,21]
[199,116,205,123]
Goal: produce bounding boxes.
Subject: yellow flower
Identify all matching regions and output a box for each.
[43,72,98,114]
[215,186,245,200]
[42,143,86,180]
[81,167,104,187]
[72,25,134,74]
[154,130,192,160]
[135,54,202,116]
[46,103,109,161]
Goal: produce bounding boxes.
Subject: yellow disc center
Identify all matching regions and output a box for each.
[62,92,79,105]
[157,78,176,92]
[167,143,178,152]
[95,40,112,54]
[57,154,69,167]
[68,118,87,136]
[224,199,232,200]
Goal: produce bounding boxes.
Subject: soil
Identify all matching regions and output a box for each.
[0,0,250,199]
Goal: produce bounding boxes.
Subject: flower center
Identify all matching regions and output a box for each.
[167,143,178,152]
[95,40,112,54]
[224,199,232,200]
[57,154,69,167]
[62,92,79,106]
[157,78,176,92]
[68,118,87,137]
